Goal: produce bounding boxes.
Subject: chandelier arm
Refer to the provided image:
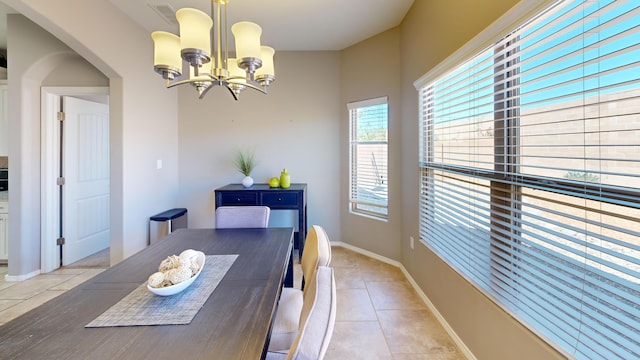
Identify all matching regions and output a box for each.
[163,78,267,101]
[241,82,268,94]
[224,85,240,101]
[165,74,220,89]
[164,76,266,95]
[198,83,216,99]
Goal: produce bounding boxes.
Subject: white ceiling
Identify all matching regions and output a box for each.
[110,0,415,51]
[0,0,414,52]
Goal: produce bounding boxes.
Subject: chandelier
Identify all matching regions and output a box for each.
[151,0,275,100]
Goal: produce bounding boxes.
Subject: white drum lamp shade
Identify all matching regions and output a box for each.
[231,22,262,61]
[227,58,247,84]
[255,46,275,78]
[151,31,182,74]
[176,8,213,59]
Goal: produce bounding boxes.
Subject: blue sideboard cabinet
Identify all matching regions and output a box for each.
[214,183,307,256]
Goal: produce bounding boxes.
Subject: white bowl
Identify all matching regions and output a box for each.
[147,251,206,296]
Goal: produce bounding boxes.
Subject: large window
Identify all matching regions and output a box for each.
[348,97,388,219]
[417,1,639,359]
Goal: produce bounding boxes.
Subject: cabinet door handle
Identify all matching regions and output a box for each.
[277,197,282,201]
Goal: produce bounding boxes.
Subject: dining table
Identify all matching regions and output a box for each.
[0,227,294,360]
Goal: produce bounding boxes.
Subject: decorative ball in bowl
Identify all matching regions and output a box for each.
[147,249,206,296]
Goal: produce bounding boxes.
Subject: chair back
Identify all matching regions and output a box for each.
[300,225,320,288]
[315,225,332,268]
[301,225,332,292]
[287,266,336,360]
[215,206,270,229]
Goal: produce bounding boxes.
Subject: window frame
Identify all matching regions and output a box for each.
[348,96,389,220]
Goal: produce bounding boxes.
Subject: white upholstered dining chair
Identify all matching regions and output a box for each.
[266,266,337,360]
[269,225,332,352]
[214,206,270,229]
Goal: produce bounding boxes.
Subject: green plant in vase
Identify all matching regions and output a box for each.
[235,150,256,188]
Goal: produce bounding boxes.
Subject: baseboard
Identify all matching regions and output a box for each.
[332,241,402,268]
[4,269,41,282]
[332,241,476,360]
[397,263,477,360]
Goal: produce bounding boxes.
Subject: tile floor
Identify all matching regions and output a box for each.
[325,246,463,359]
[0,266,107,326]
[0,246,464,359]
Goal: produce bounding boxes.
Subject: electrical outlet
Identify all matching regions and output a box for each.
[410,236,415,250]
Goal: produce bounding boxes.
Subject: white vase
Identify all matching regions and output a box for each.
[241,176,254,188]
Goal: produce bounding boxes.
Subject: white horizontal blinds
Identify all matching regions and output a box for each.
[514,189,640,358]
[515,0,640,205]
[423,48,496,173]
[419,0,640,359]
[420,170,493,277]
[348,97,388,218]
[507,1,640,357]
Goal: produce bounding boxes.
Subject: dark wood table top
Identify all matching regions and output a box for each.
[0,227,294,360]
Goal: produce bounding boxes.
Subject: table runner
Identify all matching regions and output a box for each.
[86,254,237,327]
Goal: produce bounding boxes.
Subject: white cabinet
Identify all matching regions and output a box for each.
[0,202,7,261]
[0,82,7,156]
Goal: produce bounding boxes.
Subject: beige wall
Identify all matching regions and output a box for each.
[178,51,342,241]
[340,0,568,358]
[5,14,110,276]
[5,0,180,273]
[340,27,403,260]
[42,56,109,87]
[397,1,565,359]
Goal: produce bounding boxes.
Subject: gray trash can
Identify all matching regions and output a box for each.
[149,208,188,244]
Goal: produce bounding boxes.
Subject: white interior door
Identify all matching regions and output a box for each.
[62,96,110,265]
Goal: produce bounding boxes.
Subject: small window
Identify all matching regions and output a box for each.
[348,97,388,220]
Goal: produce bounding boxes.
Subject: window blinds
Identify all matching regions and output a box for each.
[419,1,640,358]
[349,97,389,219]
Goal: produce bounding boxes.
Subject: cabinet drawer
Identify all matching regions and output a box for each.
[0,202,7,213]
[218,192,258,206]
[261,192,298,208]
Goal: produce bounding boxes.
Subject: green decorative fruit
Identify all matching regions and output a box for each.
[269,177,280,188]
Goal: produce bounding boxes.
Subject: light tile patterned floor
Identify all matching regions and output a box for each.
[0,266,106,326]
[326,247,464,359]
[0,246,464,359]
